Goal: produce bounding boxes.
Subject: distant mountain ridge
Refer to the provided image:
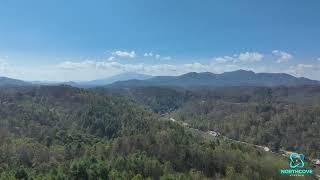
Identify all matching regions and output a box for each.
[1,70,319,88]
[78,72,152,87]
[0,77,30,87]
[31,72,152,87]
[108,70,320,88]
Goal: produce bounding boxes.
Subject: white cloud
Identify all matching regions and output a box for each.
[0,59,32,79]
[112,50,136,58]
[143,52,172,60]
[213,56,234,63]
[272,50,293,63]
[289,64,315,72]
[162,56,172,60]
[52,59,245,79]
[0,59,9,73]
[108,56,115,61]
[287,64,320,79]
[317,57,320,61]
[237,52,264,62]
[213,52,264,64]
[1,50,320,81]
[2,59,319,81]
[57,60,97,70]
[144,52,153,57]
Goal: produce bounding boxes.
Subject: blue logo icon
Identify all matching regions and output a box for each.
[290,153,304,169]
[279,153,312,175]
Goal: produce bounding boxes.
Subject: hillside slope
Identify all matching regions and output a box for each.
[0,85,304,179]
[0,77,30,87]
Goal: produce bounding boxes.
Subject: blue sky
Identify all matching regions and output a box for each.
[0,0,320,81]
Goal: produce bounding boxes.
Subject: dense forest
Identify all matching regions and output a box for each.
[171,87,320,158]
[99,86,320,158]
[0,85,318,179]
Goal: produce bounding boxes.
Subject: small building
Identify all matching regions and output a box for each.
[182,122,189,127]
[263,147,270,152]
[208,131,220,137]
[169,118,176,122]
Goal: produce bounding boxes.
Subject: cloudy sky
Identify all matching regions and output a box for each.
[0,0,320,81]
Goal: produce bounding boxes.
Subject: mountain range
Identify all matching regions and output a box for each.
[77,72,152,87]
[28,72,152,87]
[1,70,319,88]
[0,77,31,87]
[108,70,320,88]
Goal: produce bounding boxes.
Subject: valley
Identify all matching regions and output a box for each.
[0,72,319,179]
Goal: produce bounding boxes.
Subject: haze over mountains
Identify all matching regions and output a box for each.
[78,72,152,87]
[0,70,319,88]
[26,72,152,87]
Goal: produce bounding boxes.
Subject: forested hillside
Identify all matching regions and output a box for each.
[99,86,320,159]
[0,85,314,179]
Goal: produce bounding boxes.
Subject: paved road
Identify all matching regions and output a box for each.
[162,116,320,178]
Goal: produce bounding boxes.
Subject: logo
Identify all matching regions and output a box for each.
[279,153,313,177]
[290,153,304,168]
